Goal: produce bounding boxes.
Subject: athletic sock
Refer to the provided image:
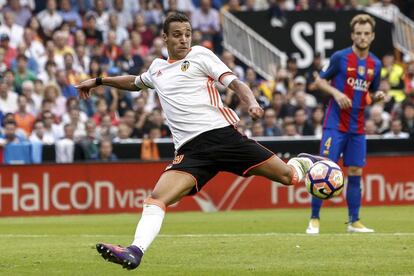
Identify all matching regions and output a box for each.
[311,196,323,219]
[346,175,361,223]
[131,198,166,253]
[287,157,313,184]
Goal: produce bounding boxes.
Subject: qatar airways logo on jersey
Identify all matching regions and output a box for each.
[346,77,370,91]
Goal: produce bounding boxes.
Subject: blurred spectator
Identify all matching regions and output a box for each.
[11,42,39,74]
[58,0,82,30]
[55,123,75,163]
[29,119,55,144]
[401,103,414,137]
[121,109,142,138]
[92,98,118,125]
[251,120,264,137]
[164,0,195,15]
[106,12,129,45]
[62,97,89,124]
[0,79,18,113]
[23,28,46,63]
[305,52,329,104]
[283,121,300,137]
[221,50,244,81]
[262,108,283,136]
[0,47,7,74]
[96,113,118,140]
[93,138,118,161]
[53,31,75,58]
[110,0,133,29]
[104,29,123,61]
[38,60,57,83]
[14,94,35,136]
[365,119,378,136]
[37,40,64,74]
[113,122,133,143]
[115,39,144,75]
[0,119,26,144]
[56,69,79,98]
[192,0,221,42]
[91,0,109,32]
[404,60,414,97]
[149,36,168,59]
[383,118,409,138]
[2,0,32,27]
[294,107,314,135]
[143,109,171,138]
[83,12,104,46]
[75,45,90,74]
[36,0,63,38]
[21,80,42,115]
[270,91,294,121]
[344,0,364,10]
[63,53,88,85]
[132,14,155,48]
[13,54,37,93]
[79,119,99,159]
[41,110,63,140]
[0,10,24,48]
[292,76,317,108]
[130,31,149,58]
[310,105,324,138]
[367,0,400,22]
[381,52,405,103]
[26,16,47,42]
[369,104,391,134]
[43,83,66,118]
[1,34,17,68]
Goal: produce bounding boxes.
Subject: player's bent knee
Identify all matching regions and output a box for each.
[144,197,166,211]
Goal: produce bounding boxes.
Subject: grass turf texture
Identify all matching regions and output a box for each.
[0,206,413,275]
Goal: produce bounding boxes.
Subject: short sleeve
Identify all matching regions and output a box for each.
[320,51,341,80]
[198,47,236,86]
[369,60,382,92]
[135,71,154,89]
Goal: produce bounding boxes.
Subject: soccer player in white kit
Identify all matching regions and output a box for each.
[76,13,322,270]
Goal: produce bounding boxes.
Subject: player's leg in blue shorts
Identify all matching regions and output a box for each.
[310,129,346,219]
[343,133,366,223]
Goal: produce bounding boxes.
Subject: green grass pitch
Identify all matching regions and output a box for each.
[0,206,413,275]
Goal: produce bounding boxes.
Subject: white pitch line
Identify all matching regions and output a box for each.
[0,233,414,238]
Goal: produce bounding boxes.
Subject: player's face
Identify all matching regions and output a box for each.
[351,23,375,51]
[163,21,192,60]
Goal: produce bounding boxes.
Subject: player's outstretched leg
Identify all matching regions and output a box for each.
[96,243,143,270]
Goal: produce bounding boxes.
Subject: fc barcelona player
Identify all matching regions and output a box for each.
[306,14,385,234]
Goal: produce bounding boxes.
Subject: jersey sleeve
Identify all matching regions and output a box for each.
[320,51,341,80]
[369,61,382,92]
[135,71,155,89]
[198,47,237,86]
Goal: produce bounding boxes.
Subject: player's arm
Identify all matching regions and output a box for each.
[314,52,352,109]
[76,75,142,100]
[228,79,263,119]
[368,62,385,103]
[314,77,352,109]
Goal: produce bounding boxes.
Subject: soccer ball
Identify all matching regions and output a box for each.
[305,160,344,200]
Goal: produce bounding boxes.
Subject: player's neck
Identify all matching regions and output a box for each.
[352,45,369,59]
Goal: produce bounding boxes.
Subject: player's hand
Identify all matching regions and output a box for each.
[334,92,352,109]
[248,104,264,119]
[373,90,385,102]
[75,79,97,100]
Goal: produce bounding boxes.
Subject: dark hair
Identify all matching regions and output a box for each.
[163,12,190,34]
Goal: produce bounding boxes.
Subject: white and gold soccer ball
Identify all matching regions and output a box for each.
[305,160,344,200]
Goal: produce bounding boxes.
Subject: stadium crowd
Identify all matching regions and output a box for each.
[0,0,413,163]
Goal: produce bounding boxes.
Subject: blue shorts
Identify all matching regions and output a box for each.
[319,129,366,167]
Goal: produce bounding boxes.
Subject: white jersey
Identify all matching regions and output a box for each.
[136,46,239,150]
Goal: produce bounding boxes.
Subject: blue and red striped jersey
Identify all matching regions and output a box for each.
[320,47,381,134]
